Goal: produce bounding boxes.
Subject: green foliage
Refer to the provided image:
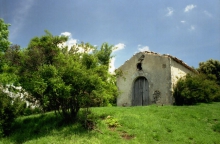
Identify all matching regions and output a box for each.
[1,45,21,86]
[174,59,220,105]
[15,31,118,121]
[0,89,41,136]
[0,20,18,87]
[197,59,220,85]
[22,107,42,116]
[0,65,18,86]
[0,19,10,52]
[173,74,220,105]
[95,43,113,66]
[11,97,42,116]
[0,91,16,137]
[4,45,21,66]
[12,97,27,116]
[105,116,120,128]
[0,19,22,137]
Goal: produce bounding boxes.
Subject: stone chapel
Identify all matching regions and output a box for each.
[116,51,195,106]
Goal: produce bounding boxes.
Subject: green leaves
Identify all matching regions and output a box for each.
[198,59,220,85]
[0,19,10,52]
[0,64,18,86]
[0,91,16,137]
[174,74,220,105]
[95,43,113,66]
[174,59,220,105]
[0,20,118,131]
[13,31,118,120]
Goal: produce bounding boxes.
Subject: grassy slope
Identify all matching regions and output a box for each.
[1,103,220,144]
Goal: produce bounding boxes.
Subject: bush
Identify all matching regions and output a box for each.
[105,116,120,128]
[23,107,42,116]
[197,59,220,85]
[0,91,42,137]
[173,74,220,105]
[12,97,27,116]
[0,91,16,137]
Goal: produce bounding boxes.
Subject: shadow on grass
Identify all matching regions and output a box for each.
[9,112,89,144]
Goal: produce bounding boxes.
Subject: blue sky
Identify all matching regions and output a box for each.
[1,0,220,71]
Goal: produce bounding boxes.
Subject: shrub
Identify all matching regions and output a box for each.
[105,116,120,128]
[0,91,16,137]
[12,97,27,116]
[23,107,42,116]
[173,74,220,105]
[0,90,41,137]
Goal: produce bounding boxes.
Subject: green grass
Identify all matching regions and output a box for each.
[1,103,220,144]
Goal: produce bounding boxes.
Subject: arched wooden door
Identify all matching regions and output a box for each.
[132,77,149,106]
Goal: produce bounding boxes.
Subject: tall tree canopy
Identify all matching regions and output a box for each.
[15,31,118,121]
[0,19,10,52]
[0,19,19,87]
[0,19,10,75]
[0,19,18,137]
[197,59,220,85]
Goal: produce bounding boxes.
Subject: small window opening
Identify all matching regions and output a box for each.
[162,64,166,68]
[137,63,142,71]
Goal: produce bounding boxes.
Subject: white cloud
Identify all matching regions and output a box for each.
[184,4,197,12]
[138,45,150,52]
[108,43,126,73]
[189,25,195,31]
[113,43,126,53]
[60,32,78,50]
[61,32,71,37]
[67,39,78,47]
[204,10,213,17]
[10,0,35,41]
[109,57,116,74]
[180,20,186,23]
[166,7,174,16]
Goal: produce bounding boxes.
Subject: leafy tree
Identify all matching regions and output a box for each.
[0,19,10,52]
[17,31,118,121]
[17,31,68,112]
[0,45,21,87]
[0,19,34,136]
[197,59,220,85]
[4,44,21,66]
[95,43,113,66]
[0,91,16,137]
[0,19,10,75]
[173,74,220,105]
[0,20,19,88]
[174,59,220,105]
[0,19,16,137]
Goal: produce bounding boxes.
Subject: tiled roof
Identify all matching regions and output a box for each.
[144,51,197,73]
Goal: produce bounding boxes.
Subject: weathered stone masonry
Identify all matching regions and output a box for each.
[116,51,195,106]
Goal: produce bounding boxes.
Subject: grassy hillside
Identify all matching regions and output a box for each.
[1,103,220,144]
